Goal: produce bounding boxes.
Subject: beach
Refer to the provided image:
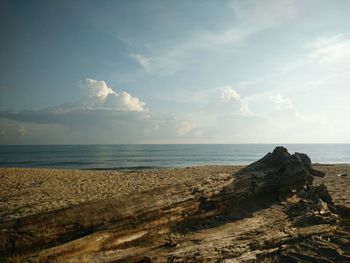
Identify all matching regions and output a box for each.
[0,165,349,222]
[0,166,241,221]
[1,160,350,262]
[313,165,350,207]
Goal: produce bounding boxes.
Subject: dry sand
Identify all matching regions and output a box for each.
[0,164,349,222]
[0,166,242,221]
[313,164,350,207]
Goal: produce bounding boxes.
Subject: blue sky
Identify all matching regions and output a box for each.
[1,0,350,144]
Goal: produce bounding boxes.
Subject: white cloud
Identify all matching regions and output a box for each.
[120,92,146,112]
[130,53,181,75]
[0,78,198,143]
[106,92,146,112]
[221,86,241,102]
[270,94,294,110]
[278,35,350,77]
[80,79,115,98]
[218,86,251,116]
[176,120,197,136]
[239,99,252,116]
[1,81,349,143]
[129,53,152,71]
[306,35,350,67]
[79,78,146,112]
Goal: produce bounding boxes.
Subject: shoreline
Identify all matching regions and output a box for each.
[1,162,350,171]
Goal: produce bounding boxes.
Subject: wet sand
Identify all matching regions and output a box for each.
[0,164,349,222]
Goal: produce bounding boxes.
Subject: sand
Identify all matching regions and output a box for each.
[0,164,349,222]
[1,163,350,262]
[313,164,350,207]
[0,166,242,221]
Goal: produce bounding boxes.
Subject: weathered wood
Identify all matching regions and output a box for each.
[0,184,207,255]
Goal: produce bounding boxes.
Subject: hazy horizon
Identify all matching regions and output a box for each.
[1,0,350,144]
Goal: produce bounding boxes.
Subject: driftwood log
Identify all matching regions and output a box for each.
[1,147,350,262]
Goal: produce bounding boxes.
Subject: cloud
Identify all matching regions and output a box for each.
[0,105,157,144]
[239,99,252,116]
[127,0,298,76]
[129,53,181,75]
[199,86,246,116]
[205,0,297,46]
[176,120,197,136]
[221,86,241,102]
[232,0,296,29]
[129,53,152,71]
[2,77,347,144]
[306,34,350,68]
[105,92,146,112]
[219,86,252,116]
[279,34,350,76]
[270,94,294,110]
[118,92,146,112]
[80,79,115,98]
[204,0,296,46]
[0,79,150,143]
[78,78,146,112]
[0,78,200,143]
[0,81,268,143]
[0,120,26,144]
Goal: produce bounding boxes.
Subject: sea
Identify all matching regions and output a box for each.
[0,144,350,169]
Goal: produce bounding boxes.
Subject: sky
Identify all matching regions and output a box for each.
[1,0,350,144]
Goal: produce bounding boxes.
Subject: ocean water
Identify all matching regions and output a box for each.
[0,144,350,169]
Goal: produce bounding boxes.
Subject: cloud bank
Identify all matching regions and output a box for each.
[1,77,349,144]
[0,79,201,144]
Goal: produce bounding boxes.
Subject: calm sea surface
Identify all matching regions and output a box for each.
[0,144,350,169]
